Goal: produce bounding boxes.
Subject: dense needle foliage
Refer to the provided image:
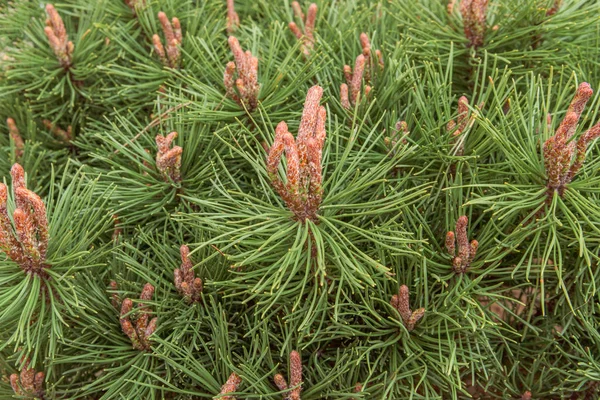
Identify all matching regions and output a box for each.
[1,0,600,399]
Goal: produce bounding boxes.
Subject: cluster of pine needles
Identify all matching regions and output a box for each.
[1,0,600,399]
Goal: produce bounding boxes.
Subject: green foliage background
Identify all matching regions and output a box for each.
[1,0,600,398]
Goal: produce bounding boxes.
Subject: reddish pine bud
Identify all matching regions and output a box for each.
[43,119,73,143]
[448,0,457,14]
[174,245,202,302]
[460,0,488,49]
[543,83,599,196]
[340,83,350,110]
[226,0,240,34]
[153,11,182,68]
[219,372,242,399]
[396,285,412,322]
[34,372,45,394]
[10,373,22,395]
[446,216,477,273]
[14,208,40,264]
[274,351,302,399]
[357,32,383,83]
[546,0,562,16]
[289,351,302,400]
[155,132,183,183]
[16,187,49,260]
[10,163,26,196]
[0,165,49,273]
[445,231,455,256]
[391,285,425,331]
[274,373,288,391]
[124,0,145,14]
[267,86,325,222]
[0,184,22,262]
[446,96,474,155]
[385,120,409,156]
[118,284,157,351]
[340,40,379,110]
[224,36,260,111]
[289,2,317,56]
[44,4,73,69]
[109,280,120,309]
[10,357,45,397]
[6,118,24,158]
[140,283,155,301]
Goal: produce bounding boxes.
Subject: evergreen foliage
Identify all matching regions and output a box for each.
[1,0,600,399]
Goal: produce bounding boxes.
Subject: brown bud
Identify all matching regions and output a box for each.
[219,372,242,399]
[289,350,302,400]
[274,373,288,391]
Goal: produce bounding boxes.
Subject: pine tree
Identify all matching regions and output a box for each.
[1,0,600,399]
